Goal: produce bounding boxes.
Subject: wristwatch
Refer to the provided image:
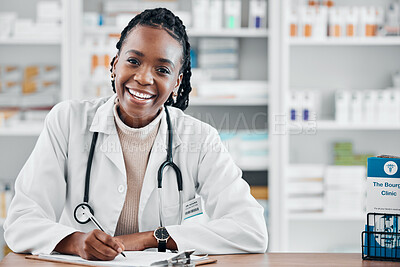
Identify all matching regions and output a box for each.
[153,227,170,252]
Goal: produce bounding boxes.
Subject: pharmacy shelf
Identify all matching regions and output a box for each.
[289,213,365,221]
[288,121,400,131]
[190,96,268,106]
[318,121,400,130]
[0,122,44,136]
[289,37,400,46]
[0,38,61,45]
[316,121,400,130]
[187,28,269,38]
[84,26,269,38]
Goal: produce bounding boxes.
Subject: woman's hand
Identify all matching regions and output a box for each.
[55,230,125,261]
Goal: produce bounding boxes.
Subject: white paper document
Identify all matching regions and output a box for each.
[38,251,201,266]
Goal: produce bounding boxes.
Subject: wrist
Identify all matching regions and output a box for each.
[145,231,158,249]
[55,231,84,256]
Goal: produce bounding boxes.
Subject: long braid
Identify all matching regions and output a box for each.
[110,8,192,111]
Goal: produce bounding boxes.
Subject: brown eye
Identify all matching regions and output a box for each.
[127,58,140,65]
[157,67,170,74]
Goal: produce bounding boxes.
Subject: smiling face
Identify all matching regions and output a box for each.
[112,25,183,128]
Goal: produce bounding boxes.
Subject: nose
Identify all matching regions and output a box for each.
[134,67,154,85]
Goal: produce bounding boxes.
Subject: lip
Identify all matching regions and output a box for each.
[125,87,156,105]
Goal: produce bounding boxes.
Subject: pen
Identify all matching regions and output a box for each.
[83,206,126,257]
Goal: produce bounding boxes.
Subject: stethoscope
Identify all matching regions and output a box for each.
[74,106,183,230]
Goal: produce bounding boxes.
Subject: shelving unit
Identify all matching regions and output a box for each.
[275,0,400,253]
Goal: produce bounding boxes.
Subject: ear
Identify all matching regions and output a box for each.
[112,54,119,73]
[174,73,184,92]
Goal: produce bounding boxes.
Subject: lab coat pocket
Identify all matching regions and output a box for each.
[162,204,181,226]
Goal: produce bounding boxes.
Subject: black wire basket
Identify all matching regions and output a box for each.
[362,213,400,261]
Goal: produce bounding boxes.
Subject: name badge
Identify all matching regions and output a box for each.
[183,197,203,220]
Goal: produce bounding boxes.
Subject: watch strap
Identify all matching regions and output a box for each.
[158,240,167,252]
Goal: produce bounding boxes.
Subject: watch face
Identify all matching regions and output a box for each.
[155,227,169,240]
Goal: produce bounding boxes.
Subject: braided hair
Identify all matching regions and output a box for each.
[110,8,192,111]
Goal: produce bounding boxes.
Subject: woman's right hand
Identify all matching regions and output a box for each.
[55,230,125,261]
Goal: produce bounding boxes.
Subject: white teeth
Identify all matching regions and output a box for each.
[128,89,152,99]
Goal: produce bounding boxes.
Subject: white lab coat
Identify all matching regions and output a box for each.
[4,94,267,255]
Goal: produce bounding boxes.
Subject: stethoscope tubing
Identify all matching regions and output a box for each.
[75,105,183,227]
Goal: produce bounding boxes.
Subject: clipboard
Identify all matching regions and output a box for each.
[25,254,217,266]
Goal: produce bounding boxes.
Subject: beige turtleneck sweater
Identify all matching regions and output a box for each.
[113,103,162,236]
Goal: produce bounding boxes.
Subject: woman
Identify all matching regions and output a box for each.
[4,8,267,260]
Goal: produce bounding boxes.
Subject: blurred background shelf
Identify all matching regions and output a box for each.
[190,96,268,106]
[289,37,400,46]
[0,38,61,45]
[288,121,400,131]
[84,26,269,38]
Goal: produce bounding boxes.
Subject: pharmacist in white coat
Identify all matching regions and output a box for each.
[4,8,267,260]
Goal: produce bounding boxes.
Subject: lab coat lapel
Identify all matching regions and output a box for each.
[139,107,182,228]
[89,95,126,178]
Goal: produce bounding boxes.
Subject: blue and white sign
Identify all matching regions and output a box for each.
[367,157,400,214]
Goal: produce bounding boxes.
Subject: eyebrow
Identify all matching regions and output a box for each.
[125,49,175,68]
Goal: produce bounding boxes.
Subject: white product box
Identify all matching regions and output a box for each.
[209,0,223,29]
[324,165,366,188]
[363,90,377,124]
[205,67,238,80]
[288,196,324,212]
[287,164,325,181]
[36,1,62,23]
[288,181,324,195]
[350,91,363,123]
[224,0,241,29]
[313,6,328,39]
[367,157,400,214]
[192,0,209,29]
[376,90,388,124]
[335,90,351,123]
[324,189,365,214]
[248,0,267,29]
[199,38,239,51]
[198,53,238,67]
[288,91,302,121]
[0,12,17,39]
[301,90,317,121]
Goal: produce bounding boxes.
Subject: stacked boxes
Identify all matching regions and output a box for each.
[198,38,239,80]
[219,130,269,170]
[287,164,325,213]
[335,90,400,125]
[324,165,366,214]
[0,64,60,109]
[334,142,373,166]
[1,1,62,40]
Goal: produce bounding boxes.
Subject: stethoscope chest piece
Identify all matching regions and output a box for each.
[74,203,94,224]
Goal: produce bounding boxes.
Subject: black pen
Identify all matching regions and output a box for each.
[83,206,126,257]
